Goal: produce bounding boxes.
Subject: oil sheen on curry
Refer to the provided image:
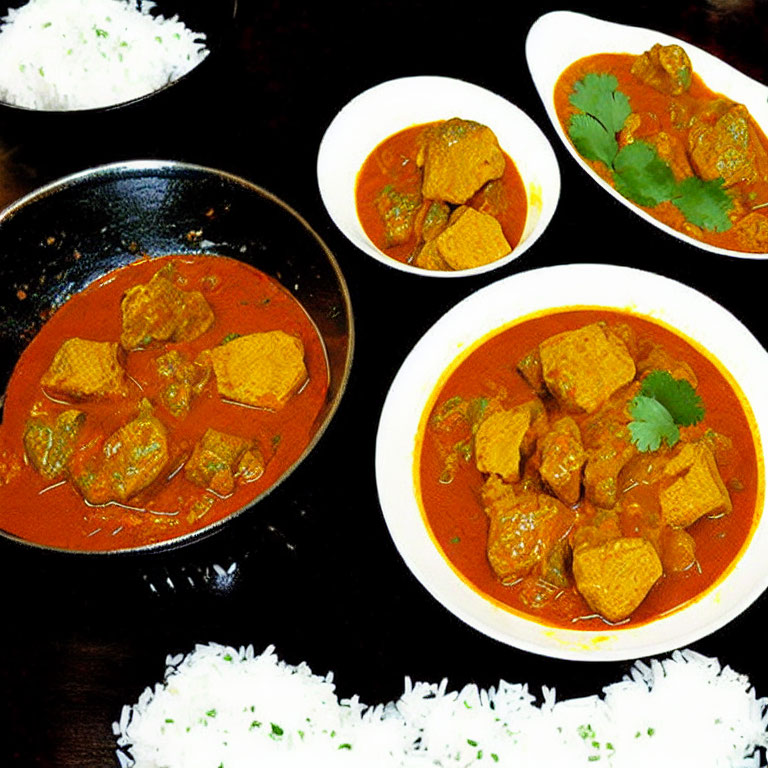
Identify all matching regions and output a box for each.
[417,310,761,629]
[355,119,527,271]
[554,43,768,253]
[0,255,329,551]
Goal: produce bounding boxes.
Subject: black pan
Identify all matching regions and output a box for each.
[0,159,354,555]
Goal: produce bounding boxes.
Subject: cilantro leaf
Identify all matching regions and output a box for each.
[628,395,680,452]
[568,113,619,168]
[613,141,677,207]
[638,370,705,426]
[672,176,733,232]
[565,71,735,233]
[569,73,631,135]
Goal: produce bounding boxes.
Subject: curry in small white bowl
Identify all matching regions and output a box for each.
[317,76,560,277]
[376,264,767,660]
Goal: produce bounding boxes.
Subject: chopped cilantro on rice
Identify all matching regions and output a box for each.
[113,643,768,767]
[0,0,208,110]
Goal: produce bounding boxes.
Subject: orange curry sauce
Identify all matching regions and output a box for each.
[0,255,329,551]
[355,122,528,265]
[554,53,768,252]
[416,309,761,631]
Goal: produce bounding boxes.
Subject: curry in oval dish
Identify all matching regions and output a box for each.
[555,43,768,252]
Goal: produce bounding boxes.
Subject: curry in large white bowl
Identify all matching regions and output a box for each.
[376,264,767,660]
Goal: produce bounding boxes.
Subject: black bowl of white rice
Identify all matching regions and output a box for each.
[0,0,237,113]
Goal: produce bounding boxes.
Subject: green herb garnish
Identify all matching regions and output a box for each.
[671,176,732,232]
[628,370,705,451]
[567,73,733,231]
[613,141,677,207]
[569,73,631,137]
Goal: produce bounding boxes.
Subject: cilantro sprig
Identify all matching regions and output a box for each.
[567,72,733,232]
[628,370,705,452]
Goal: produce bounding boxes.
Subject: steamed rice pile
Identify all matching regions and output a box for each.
[114,643,768,768]
[0,0,208,110]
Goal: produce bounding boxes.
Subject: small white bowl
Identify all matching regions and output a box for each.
[375,263,768,661]
[526,10,768,260]
[317,75,561,277]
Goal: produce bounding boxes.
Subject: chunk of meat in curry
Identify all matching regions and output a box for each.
[482,475,575,585]
[475,402,538,483]
[375,185,422,247]
[538,416,586,506]
[572,537,663,623]
[70,399,169,505]
[185,427,265,496]
[23,409,85,480]
[630,42,692,96]
[433,206,511,270]
[436,319,737,624]
[538,322,636,414]
[120,266,214,350]
[156,349,211,418]
[688,101,768,188]
[41,338,128,401]
[581,382,639,509]
[660,442,732,527]
[209,330,308,410]
[418,118,506,204]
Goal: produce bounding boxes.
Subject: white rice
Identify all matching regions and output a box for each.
[114,643,768,768]
[0,0,209,110]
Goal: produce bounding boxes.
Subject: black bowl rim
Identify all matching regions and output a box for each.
[0,158,356,557]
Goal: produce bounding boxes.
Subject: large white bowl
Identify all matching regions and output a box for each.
[526,11,768,260]
[375,264,768,661]
[317,75,561,277]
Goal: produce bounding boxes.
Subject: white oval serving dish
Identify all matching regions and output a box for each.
[526,10,768,259]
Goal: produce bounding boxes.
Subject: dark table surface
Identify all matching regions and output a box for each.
[3,1,768,765]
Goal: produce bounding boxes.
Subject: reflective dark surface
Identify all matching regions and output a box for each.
[2,1,768,764]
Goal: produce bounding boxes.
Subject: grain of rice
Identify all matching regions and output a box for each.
[0,0,209,110]
[114,642,768,767]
